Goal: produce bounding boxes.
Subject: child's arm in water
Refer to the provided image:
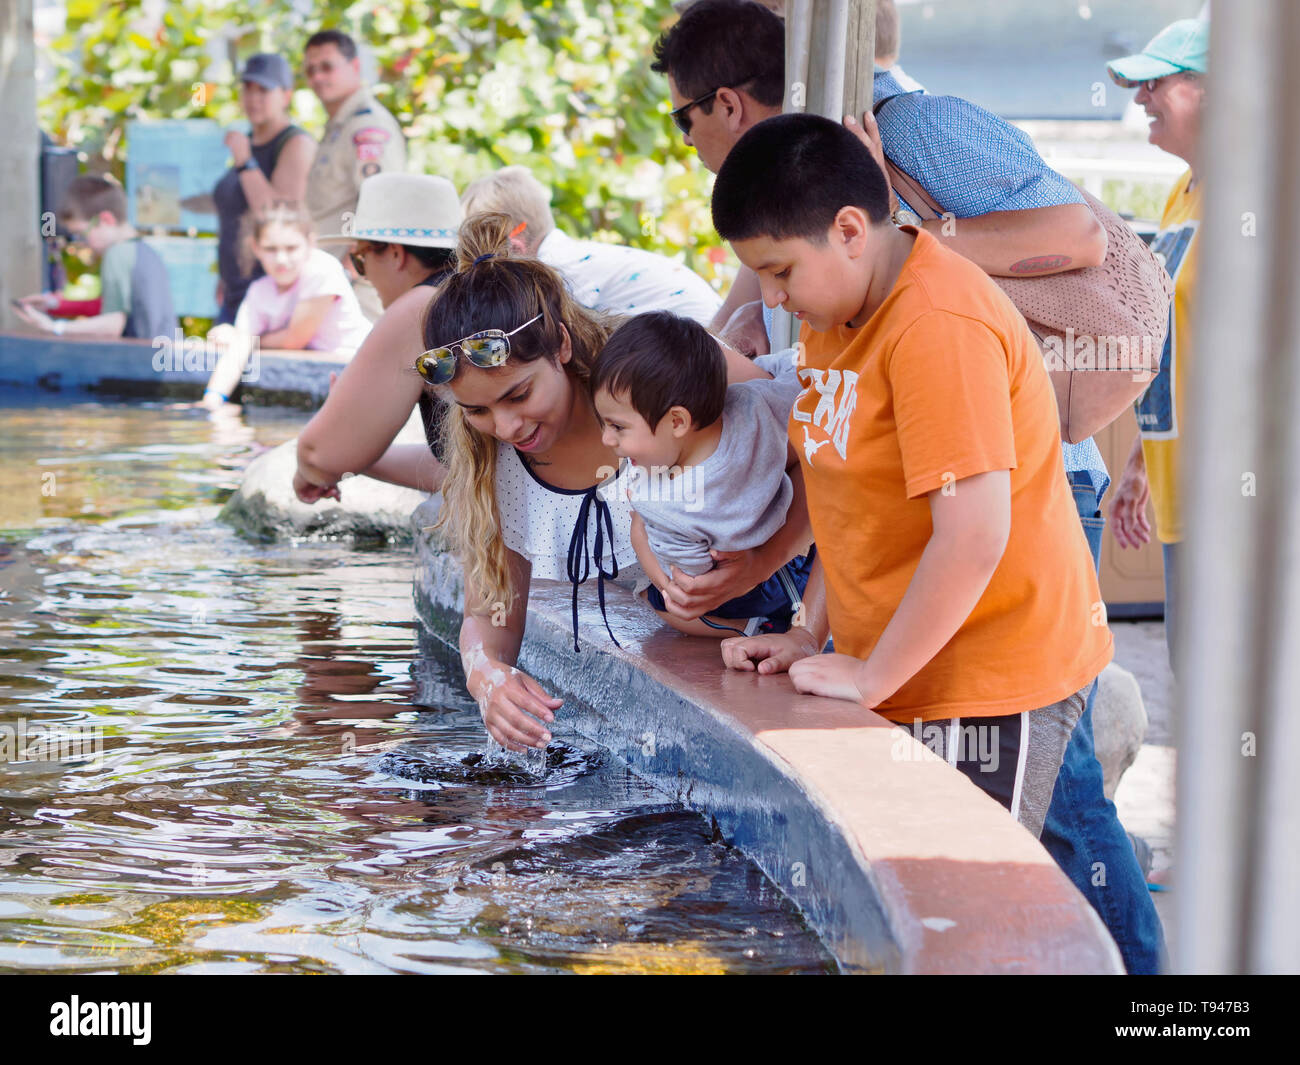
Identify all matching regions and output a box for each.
[787,469,1012,707]
[200,324,256,408]
[460,549,561,752]
[259,295,336,350]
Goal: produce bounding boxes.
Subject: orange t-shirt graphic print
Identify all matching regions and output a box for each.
[794,228,1112,723]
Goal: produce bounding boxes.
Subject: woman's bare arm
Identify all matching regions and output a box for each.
[295,284,435,490]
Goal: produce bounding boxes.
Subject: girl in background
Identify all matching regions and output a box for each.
[203,201,371,407]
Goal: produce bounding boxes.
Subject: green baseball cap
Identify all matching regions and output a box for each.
[1108,18,1209,87]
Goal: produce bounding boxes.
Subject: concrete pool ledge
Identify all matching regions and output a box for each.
[412,501,1122,975]
[0,331,344,406]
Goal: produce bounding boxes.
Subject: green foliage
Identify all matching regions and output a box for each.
[39,0,734,289]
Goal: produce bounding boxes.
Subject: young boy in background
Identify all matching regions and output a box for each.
[711,113,1112,838]
[15,175,177,342]
[592,311,812,638]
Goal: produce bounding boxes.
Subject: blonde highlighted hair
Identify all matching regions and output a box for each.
[425,212,611,614]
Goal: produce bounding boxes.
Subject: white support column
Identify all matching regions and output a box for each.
[0,0,42,325]
[1176,0,1300,973]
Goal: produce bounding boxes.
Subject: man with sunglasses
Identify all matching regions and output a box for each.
[653,0,1107,354]
[303,29,407,322]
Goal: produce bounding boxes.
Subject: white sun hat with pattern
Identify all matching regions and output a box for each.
[317,173,462,249]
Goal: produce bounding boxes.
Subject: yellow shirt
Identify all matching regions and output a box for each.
[1138,169,1200,543]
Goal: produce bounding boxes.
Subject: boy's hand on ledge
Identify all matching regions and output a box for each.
[13,303,55,331]
[720,626,821,676]
[789,652,872,706]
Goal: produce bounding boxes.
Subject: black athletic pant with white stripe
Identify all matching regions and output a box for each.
[926,686,1090,839]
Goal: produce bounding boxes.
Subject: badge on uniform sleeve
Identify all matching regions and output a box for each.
[353,128,390,162]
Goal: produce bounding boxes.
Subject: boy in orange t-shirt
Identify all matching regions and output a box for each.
[710,114,1113,838]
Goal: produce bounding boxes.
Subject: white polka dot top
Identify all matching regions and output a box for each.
[494,441,647,649]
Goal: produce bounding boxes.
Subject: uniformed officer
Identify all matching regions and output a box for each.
[302,29,406,320]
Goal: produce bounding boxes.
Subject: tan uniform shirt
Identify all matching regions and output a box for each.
[306,86,406,243]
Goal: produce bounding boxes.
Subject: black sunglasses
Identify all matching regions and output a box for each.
[669,72,769,135]
[349,241,390,278]
[415,313,543,385]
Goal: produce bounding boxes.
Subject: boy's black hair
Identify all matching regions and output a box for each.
[305,29,358,60]
[712,113,892,242]
[592,312,727,431]
[651,0,785,110]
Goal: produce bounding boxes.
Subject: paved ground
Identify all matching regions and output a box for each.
[1109,620,1177,956]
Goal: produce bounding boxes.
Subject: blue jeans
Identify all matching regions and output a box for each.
[1038,472,1166,974]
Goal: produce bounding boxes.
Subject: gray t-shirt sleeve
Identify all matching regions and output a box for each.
[129,241,178,340]
[749,347,805,426]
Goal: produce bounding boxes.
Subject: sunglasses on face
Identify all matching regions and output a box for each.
[1142,71,1199,92]
[415,313,544,385]
[669,72,768,135]
[349,240,393,278]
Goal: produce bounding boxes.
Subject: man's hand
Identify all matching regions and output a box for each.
[789,652,871,705]
[718,299,770,358]
[659,549,767,620]
[1110,446,1153,549]
[720,626,821,675]
[845,111,899,215]
[468,660,562,752]
[225,130,252,167]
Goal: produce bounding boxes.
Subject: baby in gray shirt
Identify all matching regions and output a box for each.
[592,312,812,638]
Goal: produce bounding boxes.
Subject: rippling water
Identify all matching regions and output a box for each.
[0,397,834,974]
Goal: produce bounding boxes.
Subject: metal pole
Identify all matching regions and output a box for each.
[777,0,875,354]
[1176,0,1300,973]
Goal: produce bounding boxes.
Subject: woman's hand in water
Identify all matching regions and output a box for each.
[293,469,341,504]
[467,658,561,752]
[657,548,768,620]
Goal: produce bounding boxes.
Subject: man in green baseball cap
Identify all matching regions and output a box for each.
[1107,17,1209,87]
[1107,16,1208,690]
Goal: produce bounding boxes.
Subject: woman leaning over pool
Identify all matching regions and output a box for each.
[421,214,812,751]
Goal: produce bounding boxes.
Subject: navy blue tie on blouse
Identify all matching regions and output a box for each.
[564,482,622,653]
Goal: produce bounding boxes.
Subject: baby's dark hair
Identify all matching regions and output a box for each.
[592,312,726,431]
[712,112,892,243]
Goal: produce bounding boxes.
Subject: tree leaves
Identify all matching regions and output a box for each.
[40,0,737,285]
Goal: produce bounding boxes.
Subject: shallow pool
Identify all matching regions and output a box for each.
[0,398,833,974]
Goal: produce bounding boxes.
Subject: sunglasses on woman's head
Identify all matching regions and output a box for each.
[415,313,544,385]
